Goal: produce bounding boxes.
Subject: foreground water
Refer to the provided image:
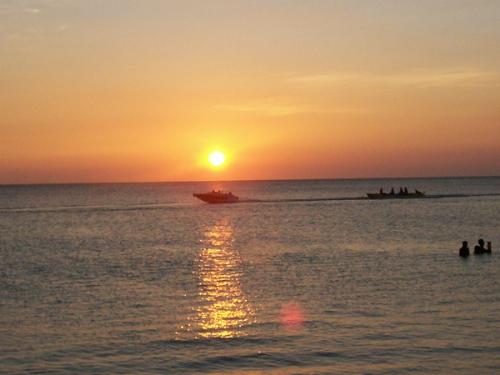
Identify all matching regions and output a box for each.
[1,177,500,374]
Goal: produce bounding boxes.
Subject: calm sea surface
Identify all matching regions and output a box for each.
[1,177,500,374]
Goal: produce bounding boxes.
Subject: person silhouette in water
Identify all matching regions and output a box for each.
[485,241,492,254]
[459,241,470,257]
[474,239,486,255]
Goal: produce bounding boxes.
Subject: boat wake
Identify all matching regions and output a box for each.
[2,194,499,213]
[239,193,500,204]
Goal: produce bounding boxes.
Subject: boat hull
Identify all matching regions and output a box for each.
[367,192,425,199]
[193,193,239,204]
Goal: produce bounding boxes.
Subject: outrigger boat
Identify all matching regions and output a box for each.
[193,190,239,204]
[367,190,425,199]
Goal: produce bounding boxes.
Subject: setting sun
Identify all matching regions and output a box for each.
[208,151,226,168]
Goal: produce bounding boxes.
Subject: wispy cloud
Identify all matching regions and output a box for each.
[56,24,69,32]
[0,0,72,16]
[0,2,41,15]
[213,102,306,117]
[0,1,71,46]
[287,68,500,88]
[212,98,368,117]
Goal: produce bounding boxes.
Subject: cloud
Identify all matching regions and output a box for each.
[56,24,69,32]
[212,99,368,117]
[0,1,72,46]
[0,3,40,15]
[213,102,307,117]
[0,0,70,15]
[287,68,500,88]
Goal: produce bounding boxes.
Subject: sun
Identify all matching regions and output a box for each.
[208,150,225,167]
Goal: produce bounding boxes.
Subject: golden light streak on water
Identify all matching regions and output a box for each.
[185,220,255,339]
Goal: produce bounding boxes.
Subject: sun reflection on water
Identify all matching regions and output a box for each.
[182,220,255,339]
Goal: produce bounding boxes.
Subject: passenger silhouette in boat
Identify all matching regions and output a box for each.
[459,241,470,257]
[474,239,486,255]
[367,187,426,199]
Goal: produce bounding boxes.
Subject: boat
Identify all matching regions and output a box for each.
[193,190,239,204]
[367,190,425,199]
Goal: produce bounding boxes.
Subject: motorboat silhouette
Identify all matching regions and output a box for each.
[193,190,239,204]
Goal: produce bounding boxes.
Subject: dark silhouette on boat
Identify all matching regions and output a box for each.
[193,190,239,204]
[367,187,425,199]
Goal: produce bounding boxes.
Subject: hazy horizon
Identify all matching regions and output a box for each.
[1,174,500,187]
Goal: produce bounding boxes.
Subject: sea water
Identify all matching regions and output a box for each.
[1,177,500,374]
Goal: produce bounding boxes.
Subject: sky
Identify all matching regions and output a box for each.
[1,0,499,184]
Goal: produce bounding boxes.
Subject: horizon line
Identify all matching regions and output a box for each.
[1,174,499,187]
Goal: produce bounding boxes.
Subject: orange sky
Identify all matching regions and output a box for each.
[1,1,499,184]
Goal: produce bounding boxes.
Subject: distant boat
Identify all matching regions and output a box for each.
[367,190,425,199]
[193,190,239,204]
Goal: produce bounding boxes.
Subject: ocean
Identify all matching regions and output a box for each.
[1,177,500,374]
